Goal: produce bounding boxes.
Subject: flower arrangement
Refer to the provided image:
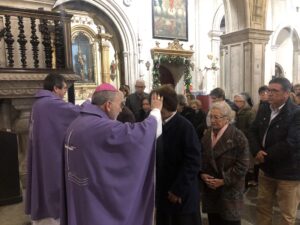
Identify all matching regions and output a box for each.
[152,55,192,92]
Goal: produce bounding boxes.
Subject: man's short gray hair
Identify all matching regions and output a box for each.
[135,79,145,86]
[92,91,117,105]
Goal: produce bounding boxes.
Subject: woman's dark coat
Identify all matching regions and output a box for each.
[201,124,249,221]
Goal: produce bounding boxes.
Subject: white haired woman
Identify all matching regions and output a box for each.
[234,93,257,187]
[200,101,250,225]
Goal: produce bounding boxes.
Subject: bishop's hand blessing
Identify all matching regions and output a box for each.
[151,92,163,111]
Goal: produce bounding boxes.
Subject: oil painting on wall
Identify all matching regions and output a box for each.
[152,0,188,41]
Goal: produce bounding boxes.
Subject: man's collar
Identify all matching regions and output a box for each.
[270,102,285,112]
[163,111,177,124]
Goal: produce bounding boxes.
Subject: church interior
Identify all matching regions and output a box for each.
[1,0,300,224]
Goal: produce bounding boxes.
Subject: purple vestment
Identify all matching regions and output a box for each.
[25,90,80,220]
[62,102,157,225]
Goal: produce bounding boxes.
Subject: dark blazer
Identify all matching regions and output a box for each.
[156,113,201,214]
[125,92,148,119]
[181,107,207,140]
[201,125,249,221]
[116,106,135,123]
[136,109,150,122]
[249,98,300,180]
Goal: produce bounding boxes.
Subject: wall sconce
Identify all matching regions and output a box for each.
[145,61,151,71]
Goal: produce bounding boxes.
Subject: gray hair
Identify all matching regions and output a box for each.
[233,93,250,108]
[207,101,235,126]
[177,94,188,106]
[92,91,118,105]
[135,79,145,86]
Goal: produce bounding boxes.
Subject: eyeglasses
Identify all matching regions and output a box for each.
[267,89,281,94]
[209,115,225,120]
[234,100,244,103]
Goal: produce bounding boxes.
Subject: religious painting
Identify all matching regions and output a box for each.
[72,32,95,83]
[152,0,188,41]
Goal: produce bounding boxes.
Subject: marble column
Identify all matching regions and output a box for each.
[220,28,272,103]
[293,50,300,84]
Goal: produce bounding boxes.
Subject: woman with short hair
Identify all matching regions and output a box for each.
[200,101,249,225]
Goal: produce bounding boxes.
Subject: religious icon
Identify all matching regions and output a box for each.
[77,49,86,79]
[72,32,95,83]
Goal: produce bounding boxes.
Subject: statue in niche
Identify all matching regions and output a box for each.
[72,32,95,83]
[77,49,86,80]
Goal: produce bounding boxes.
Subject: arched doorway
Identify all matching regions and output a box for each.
[53,0,138,87]
[159,66,175,86]
[272,27,300,82]
[274,63,284,78]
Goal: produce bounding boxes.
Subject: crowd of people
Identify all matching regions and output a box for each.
[25,73,300,225]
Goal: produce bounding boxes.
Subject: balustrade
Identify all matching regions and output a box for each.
[0,6,73,72]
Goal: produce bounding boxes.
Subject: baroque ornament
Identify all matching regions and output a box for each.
[151,40,194,92]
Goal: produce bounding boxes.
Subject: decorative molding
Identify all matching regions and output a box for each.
[150,40,194,92]
[0,88,40,98]
[208,30,224,38]
[53,0,138,86]
[0,72,80,81]
[221,28,273,45]
[123,0,132,7]
[151,39,194,58]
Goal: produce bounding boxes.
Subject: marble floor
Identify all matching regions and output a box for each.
[1,187,300,225]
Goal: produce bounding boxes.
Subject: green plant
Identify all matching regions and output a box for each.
[152,55,192,92]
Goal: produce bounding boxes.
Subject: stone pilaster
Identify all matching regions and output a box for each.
[220,28,272,103]
[11,98,34,185]
[101,41,111,83]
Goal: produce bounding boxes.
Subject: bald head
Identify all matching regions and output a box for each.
[135,79,146,95]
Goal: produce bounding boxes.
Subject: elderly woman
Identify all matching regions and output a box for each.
[234,93,255,138]
[234,93,257,187]
[200,101,249,225]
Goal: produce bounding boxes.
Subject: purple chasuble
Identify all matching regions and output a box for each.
[25,90,80,220]
[62,102,157,225]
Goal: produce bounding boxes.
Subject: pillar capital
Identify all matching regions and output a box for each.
[221,28,273,45]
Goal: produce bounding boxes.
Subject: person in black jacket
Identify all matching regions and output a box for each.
[189,99,207,140]
[154,85,202,225]
[117,85,135,123]
[136,96,151,122]
[209,87,238,112]
[125,79,148,120]
[249,77,300,225]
